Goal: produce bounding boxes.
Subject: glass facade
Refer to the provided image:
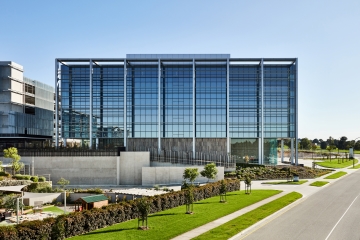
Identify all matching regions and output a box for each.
[57,55,298,164]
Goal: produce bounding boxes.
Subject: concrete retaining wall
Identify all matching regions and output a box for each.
[142,166,224,186]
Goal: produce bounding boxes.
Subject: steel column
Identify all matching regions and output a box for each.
[290,138,294,164]
[260,59,264,164]
[158,59,161,154]
[226,58,230,156]
[124,60,127,148]
[89,60,93,149]
[295,58,299,165]
[281,139,284,163]
[192,59,196,159]
[55,59,59,148]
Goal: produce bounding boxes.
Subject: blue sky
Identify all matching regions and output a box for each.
[1,0,359,141]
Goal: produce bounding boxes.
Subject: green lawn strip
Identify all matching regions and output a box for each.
[42,206,66,214]
[315,159,358,168]
[261,180,308,185]
[69,190,281,240]
[324,171,347,179]
[349,164,360,169]
[310,181,329,187]
[193,192,302,240]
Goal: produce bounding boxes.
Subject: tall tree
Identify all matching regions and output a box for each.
[300,138,312,150]
[312,139,319,144]
[338,136,348,150]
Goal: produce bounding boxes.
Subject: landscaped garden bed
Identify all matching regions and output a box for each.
[225,165,332,180]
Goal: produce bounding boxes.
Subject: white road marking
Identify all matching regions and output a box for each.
[325,193,360,240]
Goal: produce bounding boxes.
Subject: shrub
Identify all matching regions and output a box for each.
[0,179,240,239]
[0,177,3,181]
[0,172,11,177]
[12,174,31,180]
[236,163,265,168]
[25,182,52,193]
[38,176,46,182]
[30,176,39,182]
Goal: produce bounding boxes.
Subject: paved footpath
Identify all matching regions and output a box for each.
[172,159,359,240]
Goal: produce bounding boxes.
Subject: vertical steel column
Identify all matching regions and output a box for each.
[123,60,127,148]
[158,59,161,154]
[192,59,196,159]
[226,58,230,156]
[55,59,59,148]
[260,59,264,164]
[291,138,294,164]
[281,139,284,163]
[295,58,299,165]
[89,60,93,149]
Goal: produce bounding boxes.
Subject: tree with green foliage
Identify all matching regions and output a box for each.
[300,138,312,150]
[219,180,227,202]
[2,194,24,213]
[3,147,23,175]
[183,168,199,185]
[200,163,218,182]
[57,177,70,189]
[136,197,150,230]
[320,141,328,150]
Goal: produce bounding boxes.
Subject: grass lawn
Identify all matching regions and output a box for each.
[42,206,66,215]
[324,171,347,179]
[349,164,360,169]
[315,159,358,168]
[310,181,329,187]
[69,190,281,240]
[261,180,308,185]
[193,192,302,240]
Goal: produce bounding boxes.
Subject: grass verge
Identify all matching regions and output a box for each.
[42,206,66,214]
[69,190,281,240]
[193,192,302,240]
[310,181,329,187]
[315,159,358,168]
[261,180,308,185]
[349,164,360,169]
[324,171,347,179]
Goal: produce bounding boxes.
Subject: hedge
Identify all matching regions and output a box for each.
[12,174,31,180]
[0,180,32,187]
[0,172,11,177]
[236,163,265,168]
[0,179,240,240]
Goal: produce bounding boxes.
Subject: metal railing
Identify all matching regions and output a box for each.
[148,148,236,168]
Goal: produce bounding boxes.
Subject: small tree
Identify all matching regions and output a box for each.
[136,197,150,230]
[183,168,198,214]
[57,177,70,189]
[183,168,199,185]
[184,185,194,214]
[200,163,218,182]
[2,194,24,214]
[219,180,227,203]
[244,174,252,194]
[3,147,23,175]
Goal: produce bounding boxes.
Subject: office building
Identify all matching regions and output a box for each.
[55,54,298,164]
[0,61,54,148]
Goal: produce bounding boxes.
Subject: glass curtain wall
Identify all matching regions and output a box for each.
[93,66,124,148]
[61,65,91,146]
[161,65,193,137]
[195,65,226,137]
[127,65,158,138]
[263,65,296,163]
[229,66,261,162]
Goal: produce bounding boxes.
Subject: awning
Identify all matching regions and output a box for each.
[0,185,27,192]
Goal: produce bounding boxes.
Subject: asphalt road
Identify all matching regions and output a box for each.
[237,170,360,240]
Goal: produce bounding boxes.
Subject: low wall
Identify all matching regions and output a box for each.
[142,166,224,186]
[1,152,150,186]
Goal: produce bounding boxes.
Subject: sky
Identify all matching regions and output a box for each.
[1,0,360,141]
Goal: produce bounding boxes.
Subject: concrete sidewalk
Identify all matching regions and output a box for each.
[172,158,359,240]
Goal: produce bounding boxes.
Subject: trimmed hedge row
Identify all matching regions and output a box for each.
[0,179,240,240]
